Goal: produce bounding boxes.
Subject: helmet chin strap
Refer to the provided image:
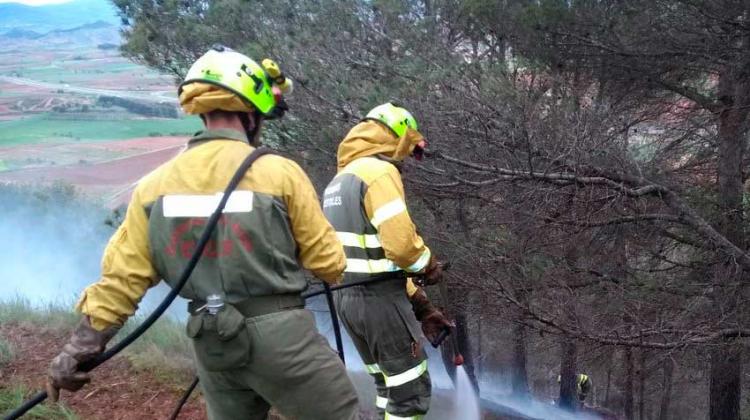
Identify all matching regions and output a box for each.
[375,153,405,173]
[239,111,264,146]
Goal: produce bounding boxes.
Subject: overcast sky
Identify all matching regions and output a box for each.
[0,0,72,5]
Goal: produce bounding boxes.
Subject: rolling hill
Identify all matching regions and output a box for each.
[0,20,120,49]
[0,0,119,33]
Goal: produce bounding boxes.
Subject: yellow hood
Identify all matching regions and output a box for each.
[179,82,254,115]
[336,120,425,170]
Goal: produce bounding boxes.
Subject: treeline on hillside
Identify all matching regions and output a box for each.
[112,1,750,419]
[97,96,179,118]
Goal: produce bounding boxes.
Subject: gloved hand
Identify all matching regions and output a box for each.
[422,256,444,285]
[47,317,119,402]
[410,288,452,342]
[420,310,452,343]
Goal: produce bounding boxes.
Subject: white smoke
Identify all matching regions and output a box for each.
[0,182,185,318]
[0,183,111,305]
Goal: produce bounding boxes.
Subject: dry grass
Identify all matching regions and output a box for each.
[0,299,193,388]
[0,385,79,420]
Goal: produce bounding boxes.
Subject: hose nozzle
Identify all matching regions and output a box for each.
[454,354,464,366]
[430,326,452,348]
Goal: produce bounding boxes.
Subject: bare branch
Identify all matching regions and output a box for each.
[437,152,750,271]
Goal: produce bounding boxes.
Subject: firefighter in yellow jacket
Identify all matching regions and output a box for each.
[46,46,359,420]
[323,103,450,419]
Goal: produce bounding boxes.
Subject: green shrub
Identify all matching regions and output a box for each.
[0,385,79,420]
[0,338,13,368]
[0,298,78,331]
[120,315,194,386]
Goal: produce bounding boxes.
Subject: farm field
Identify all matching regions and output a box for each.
[0,22,200,203]
[0,137,186,206]
[0,113,199,147]
[0,23,195,147]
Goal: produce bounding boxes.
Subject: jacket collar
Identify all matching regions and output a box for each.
[187,128,248,149]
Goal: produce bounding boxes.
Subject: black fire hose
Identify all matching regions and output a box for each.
[3,147,273,420]
[323,283,345,363]
[300,263,451,299]
[301,274,406,299]
[167,376,199,420]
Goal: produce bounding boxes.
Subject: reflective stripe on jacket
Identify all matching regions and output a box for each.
[76,129,345,330]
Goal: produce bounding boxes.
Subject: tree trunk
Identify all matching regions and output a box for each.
[657,358,674,420]
[709,345,742,420]
[709,66,749,420]
[605,357,612,407]
[476,305,483,382]
[624,347,634,420]
[510,285,529,399]
[559,338,578,411]
[510,317,529,398]
[638,350,646,420]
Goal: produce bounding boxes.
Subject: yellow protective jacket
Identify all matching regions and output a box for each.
[322,120,430,297]
[77,129,345,330]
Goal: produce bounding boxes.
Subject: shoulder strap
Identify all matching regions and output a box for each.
[221,147,275,200]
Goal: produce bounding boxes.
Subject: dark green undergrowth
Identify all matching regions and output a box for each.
[0,336,13,369]
[0,385,79,420]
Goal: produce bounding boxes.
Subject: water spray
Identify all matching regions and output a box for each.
[417,263,480,420]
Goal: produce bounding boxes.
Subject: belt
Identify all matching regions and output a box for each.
[340,275,406,295]
[188,293,304,318]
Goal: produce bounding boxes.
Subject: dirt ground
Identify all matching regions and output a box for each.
[0,321,533,420]
[0,142,183,187]
[0,322,206,420]
[0,136,185,159]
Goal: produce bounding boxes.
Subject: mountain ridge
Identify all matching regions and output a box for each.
[0,19,120,47]
[0,0,119,33]
[2,20,116,38]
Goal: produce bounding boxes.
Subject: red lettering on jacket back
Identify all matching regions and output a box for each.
[164,217,253,259]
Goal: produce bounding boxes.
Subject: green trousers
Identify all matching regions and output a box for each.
[191,308,359,420]
[336,280,431,419]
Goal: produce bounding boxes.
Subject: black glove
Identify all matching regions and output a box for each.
[410,288,452,341]
[419,256,444,286]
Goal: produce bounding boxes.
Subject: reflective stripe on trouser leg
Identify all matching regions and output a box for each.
[384,414,424,420]
[366,363,382,374]
[383,360,428,388]
[366,363,388,415]
[383,360,431,418]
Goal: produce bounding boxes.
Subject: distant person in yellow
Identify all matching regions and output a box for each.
[558,373,592,404]
[46,46,359,420]
[323,103,450,419]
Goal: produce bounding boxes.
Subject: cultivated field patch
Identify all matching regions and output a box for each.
[0,114,199,146]
[0,42,190,148]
